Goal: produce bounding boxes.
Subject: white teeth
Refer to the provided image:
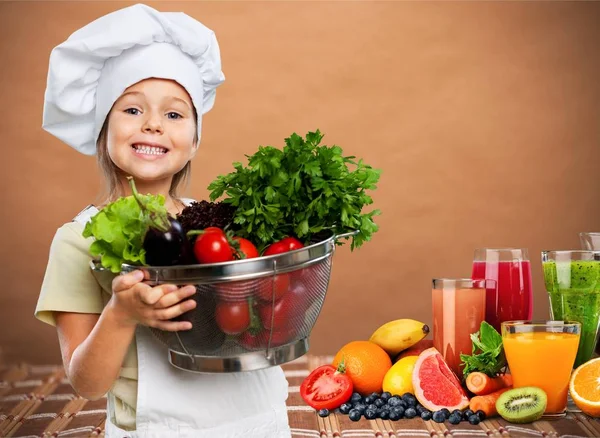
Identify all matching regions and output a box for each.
[132,144,167,155]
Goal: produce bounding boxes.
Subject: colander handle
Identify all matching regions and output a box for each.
[334,230,360,241]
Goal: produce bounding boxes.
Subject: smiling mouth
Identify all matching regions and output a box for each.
[132,144,168,155]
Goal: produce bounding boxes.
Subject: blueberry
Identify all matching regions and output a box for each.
[379,410,390,420]
[448,413,462,425]
[387,396,402,407]
[339,403,352,415]
[415,404,425,414]
[468,415,480,425]
[420,410,432,421]
[318,409,329,417]
[380,391,392,401]
[370,392,380,399]
[398,400,408,409]
[440,408,451,419]
[365,409,377,420]
[353,403,366,414]
[379,404,390,412]
[374,398,385,408]
[349,410,362,421]
[364,396,374,405]
[404,407,417,419]
[367,404,378,412]
[391,406,405,417]
[452,409,463,417]
[475,410,486,421]
[351,393,362,403]
[462,409,474,420]
[432,410,446,423]
[389,410,402,421]
[402,393,418,407]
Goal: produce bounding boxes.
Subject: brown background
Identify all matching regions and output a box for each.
[0,1,599,365]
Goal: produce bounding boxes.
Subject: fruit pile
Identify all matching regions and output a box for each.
[300,319,554,425]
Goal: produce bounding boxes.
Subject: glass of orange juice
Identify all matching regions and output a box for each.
[502,320,581,417]
[432,279,490,379]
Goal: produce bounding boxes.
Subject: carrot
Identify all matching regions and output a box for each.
[466,372,513,396]
[469,387,512,418]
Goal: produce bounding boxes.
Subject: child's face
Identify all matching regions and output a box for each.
[106,78,198,184]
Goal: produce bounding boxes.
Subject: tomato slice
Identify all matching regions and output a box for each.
[300,364,353,410]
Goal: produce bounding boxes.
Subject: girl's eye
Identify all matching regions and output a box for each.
[167,112,182,120]
[124,108,141,115]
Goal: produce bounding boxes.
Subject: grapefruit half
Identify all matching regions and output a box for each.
[412,347,469,411]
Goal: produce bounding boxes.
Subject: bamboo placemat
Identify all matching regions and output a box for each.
[1,355,598,437]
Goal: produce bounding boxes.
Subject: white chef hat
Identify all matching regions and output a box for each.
[42,3,225,156]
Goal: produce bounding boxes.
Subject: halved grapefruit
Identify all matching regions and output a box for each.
[412,347,469,411]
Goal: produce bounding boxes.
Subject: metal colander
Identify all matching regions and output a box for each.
[115,231,355,373]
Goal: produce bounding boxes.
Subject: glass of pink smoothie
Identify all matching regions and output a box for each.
[432,278,490,379]
[472,248,533,333]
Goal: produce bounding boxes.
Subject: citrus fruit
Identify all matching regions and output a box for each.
[332,340,392,395]
[412,347,469,411]
[569,357,600,417]
[395,339,434,362]
[383,355,418,396]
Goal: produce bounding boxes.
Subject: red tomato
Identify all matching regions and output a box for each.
[237,327,298,350]
[300,364,353,410]
[193,229,234,264]
[215,300,250,335]
[233,237,259,259]
[256,274,290,303]
[258,285,304,331]
[263,237,304,256]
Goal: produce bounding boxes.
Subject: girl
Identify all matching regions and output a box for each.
[35,4,291,437]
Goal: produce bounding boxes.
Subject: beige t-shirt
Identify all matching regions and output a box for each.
[35,219,139,430]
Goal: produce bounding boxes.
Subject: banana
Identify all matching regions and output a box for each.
[369,319,430,356]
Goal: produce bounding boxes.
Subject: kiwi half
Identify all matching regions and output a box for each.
[496,387,548,423]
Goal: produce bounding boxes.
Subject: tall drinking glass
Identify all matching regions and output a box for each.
[432,279,488,379]
[502,321,580,417]
[580,232,600,251]
[472,249,533,333]
[542,250,600,367]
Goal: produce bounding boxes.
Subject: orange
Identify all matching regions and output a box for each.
[570,357,600,417]
[332,340,392,395]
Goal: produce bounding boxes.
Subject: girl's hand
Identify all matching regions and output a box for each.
[109,270,196,331]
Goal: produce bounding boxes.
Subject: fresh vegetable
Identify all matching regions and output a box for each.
[460,321,507,378]
[469,387,513,418]
[255,274,290,303]
[82,177,178,273]
[208,130,381,250]
[263,237,304,256]
[215,300,250,335]
[234,237,259,258]
[300,363,354,410]
[258,285,304,331]
[466,372,513,396]
[177,200,236,236]
[191,228,234,264]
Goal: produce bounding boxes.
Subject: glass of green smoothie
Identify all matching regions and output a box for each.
[542,250,600,368]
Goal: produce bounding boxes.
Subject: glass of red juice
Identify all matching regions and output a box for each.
[472,248,533,333]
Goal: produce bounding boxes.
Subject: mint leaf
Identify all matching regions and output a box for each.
[479,321,502,351]
[460,321,506,378]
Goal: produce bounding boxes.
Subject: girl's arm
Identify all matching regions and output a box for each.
[55,270,197,400]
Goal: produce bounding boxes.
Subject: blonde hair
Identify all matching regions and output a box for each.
[95,114,197,204]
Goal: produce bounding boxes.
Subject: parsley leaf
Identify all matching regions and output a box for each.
[208,130,381,249]
[460,321,507,378]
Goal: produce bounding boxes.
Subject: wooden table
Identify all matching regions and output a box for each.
[1,355,599,437]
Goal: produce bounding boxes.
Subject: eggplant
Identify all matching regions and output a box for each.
[128,177,195,266]
[144,217,195,266]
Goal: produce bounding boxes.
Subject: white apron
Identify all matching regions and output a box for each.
[105,327,292,438]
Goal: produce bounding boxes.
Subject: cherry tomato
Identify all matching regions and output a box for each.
[300,364,353,410]
[237,329,268,350]
[233,237,259,259]
[256,274,290,303]
[215,300,250,335]
[193,228,234,264]
[263,237,304,256]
